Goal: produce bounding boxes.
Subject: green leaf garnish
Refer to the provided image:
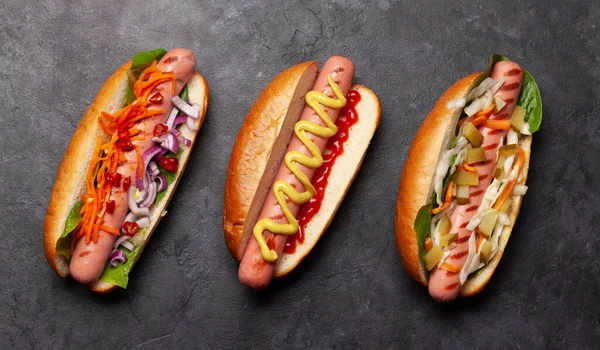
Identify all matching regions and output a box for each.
[56,200,84,259]
[518,71,543,132]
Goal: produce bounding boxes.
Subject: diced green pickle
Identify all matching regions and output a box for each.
[454,169,479,186]
[438,214,451,236]
[510,105,526,133]
[498,144,519,157]
[424,245,443,271]
[493,96,506,114]
[457,186,470,204]
[478,209,499,238]
[479,241,493,263]
[440,233,457,247]
[500,198,513,213]
[467,147,486,164]
[493,155,506,178]
[463,122,483,147]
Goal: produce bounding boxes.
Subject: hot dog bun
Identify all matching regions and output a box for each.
[394,73,532,296]
[44,61,209,293]
[223,61,381,277]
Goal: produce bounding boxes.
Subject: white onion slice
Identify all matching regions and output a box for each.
[513,184,528,196]
[172,96,200,119]
[466,78,497,101]
[136,216,150,228]
[186,105,201,130]
[490,77,505,95]
[446,97,466,110]
[464,90,493,116]
[165,107,179,130]
[498,212,511,226]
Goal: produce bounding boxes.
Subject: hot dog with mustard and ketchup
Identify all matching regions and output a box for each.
[395,54,542,302]
[44,48,209,292]
[224,56,381,289]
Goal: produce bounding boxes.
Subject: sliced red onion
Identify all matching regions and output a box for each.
[156,173,168,192]
[124,212,138,225]
[173,115,187,128]
[160,132,179,153]
[153,148,168,162]
[114,235,135,251]
[136,189,147,204]
[165,107,179,129]
[136,216,150,228]
[186,105,201,131]
[151,135,166,143]
[172,96,200,118]
[110,249,127,267]
[128,186,150,216]
[139,180,157,208]
[138,146,164,189]
[178,136,191,147]
[149,161,160,176]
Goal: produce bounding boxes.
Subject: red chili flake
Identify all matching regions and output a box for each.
[123,176,131,191]
[159,157,179,172]
[122,221,140,237]
[153,123,169,137]
[105,200,115,214]
[105,172,122,187]
[149,92,163,104]
[116,138,134,152]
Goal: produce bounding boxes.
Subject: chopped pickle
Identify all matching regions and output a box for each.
[500,198,513,213]
[440,233,457,247]
[493,155,506,178]
[478,209,499,238]
[438,214,451,236]
[467,147,486,164]
[463,122,483,147]
[424,245,443,271]
[493,96,506,114]
[454,169,479,186]
[479,241,493,263]
[510,105,526,133]
[457,185,470,204]
[498,144,519,157]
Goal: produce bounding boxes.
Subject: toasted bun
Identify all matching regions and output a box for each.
[394,73,533,297]
[43,64,209,292]
[223,61,318,260]
[275,85,381,277]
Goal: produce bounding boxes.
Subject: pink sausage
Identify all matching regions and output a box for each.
[238,56,355,289]
[69,48,196,284]
[428,61,524,302]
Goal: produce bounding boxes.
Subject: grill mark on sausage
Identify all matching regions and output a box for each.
[504,68,522,76]
[500,82,520,91]
[503,98,514,104]
[492,113,509,120]
[479,174,489,181]
[446,270,457,277]
[270,213,285,221]
[445,282,459,291]
[484,143,499,150]
[459,222,468,229]
[450,251,469,259]
[484,159,494,165]
[471,189,484,197]
[488,129,503,136]
[79,251,91,258]
[466,205,479,212]
[163,55,179,64]
[456,236,470,243]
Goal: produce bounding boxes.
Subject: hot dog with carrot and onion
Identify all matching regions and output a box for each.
[395,54,542,302]
[223,56,381,289]
[44,48,209,292]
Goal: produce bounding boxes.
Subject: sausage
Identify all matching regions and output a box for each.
[69,48,196,284]
[238,56,355,289]
[428,61,523,302]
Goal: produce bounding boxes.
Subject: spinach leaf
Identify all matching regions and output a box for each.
[179,84,189,103]
[56,200,84,259]
[98,229,145,289]
[518,71,543,132]
[414,203,433,269]
[129,48,168,82]
[122,85,136,107]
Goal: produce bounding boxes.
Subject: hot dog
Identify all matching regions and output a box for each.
[44,48,209,292]
[224,57,381,289]
[395,54,542,302]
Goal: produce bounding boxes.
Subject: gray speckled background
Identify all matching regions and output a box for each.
[1,0,599,348]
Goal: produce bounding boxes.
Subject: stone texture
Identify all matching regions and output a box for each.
[0,0,598,349]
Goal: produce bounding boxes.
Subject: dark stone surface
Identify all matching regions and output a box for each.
[1,0,598,348]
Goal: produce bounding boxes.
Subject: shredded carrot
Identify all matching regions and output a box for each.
[493,147,525,211]
[441,262,462,274]
[445,180,453,203]
[475,104,495,118]
[462,162,478,173]
[471,115,488,127]
[484,120,511,130]
[425,238,433,252]
[476,231,484,252]
[431,202,449,215]
[99,225,121,235]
